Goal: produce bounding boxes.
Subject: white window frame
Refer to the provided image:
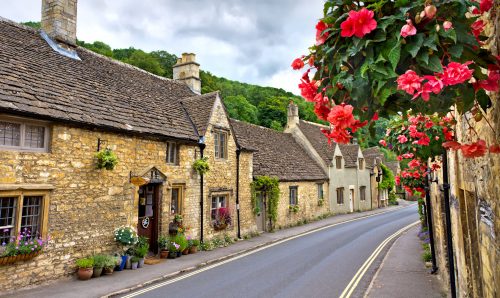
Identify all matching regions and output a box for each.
[0,116,50,152]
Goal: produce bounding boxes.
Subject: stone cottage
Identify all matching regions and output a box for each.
[362,147,388,208]
[230,119,329,231]
[284,103,373,214]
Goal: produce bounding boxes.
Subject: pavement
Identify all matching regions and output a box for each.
[365,224,449,298]
[5,200,443,298]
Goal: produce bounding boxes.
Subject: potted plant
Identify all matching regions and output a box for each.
[174,214,183,224]
[158,236,169,259]
[134,236,149,268]
[103,255,116,275]
[0,229,47,266]
[114,226,138,269]
[171,234,188,257]
[167,241,180,259]
[92,254,106,278]
[95,148,118,170]
[75,258,94,281]
[192,157,210,175]
[189,239,200,254]
[130,256,140,270]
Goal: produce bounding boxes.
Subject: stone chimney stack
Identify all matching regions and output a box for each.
[41,0,78,46]
[173,53,201,94]
[286,101,300,129]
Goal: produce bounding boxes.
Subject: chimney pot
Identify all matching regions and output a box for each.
[173,52,201,94]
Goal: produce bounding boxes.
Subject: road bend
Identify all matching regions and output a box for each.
[121,205,419,298]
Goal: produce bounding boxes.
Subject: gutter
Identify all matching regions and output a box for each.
[198,140,206,243]
[236,147,241,239]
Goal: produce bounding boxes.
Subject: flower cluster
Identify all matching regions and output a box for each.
[114,226,138,246]
[212,207,232,228]
[1,228,48,257]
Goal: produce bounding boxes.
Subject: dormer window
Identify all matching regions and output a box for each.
[358,158,364,170]
[335,156,342,169]
[0,117,50,152]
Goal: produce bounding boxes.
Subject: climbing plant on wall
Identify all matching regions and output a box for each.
[378,163,395,191]
[251,176,280,230]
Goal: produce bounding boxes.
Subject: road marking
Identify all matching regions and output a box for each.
[120,205,417,298]
[338,220,420,298]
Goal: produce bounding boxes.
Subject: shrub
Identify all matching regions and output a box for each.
[158,236,168,250]
[92,254,107,268]
[223,234,233,246]
[200,241,213,251]
[192,157,210,175]
[103,255,117,269]
[170,234,188,251]
[95,148,118,170]
[130,256,141,263]
[75,258,94,269]
[211,236,224,248]
[114,226,138,246]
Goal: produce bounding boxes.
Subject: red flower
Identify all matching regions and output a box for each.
[308,56,315,67]
[397,134,408,144]
[316,20,330,45]
[327,104,356,130]
[402,153,414,159]
[298,79,319,102]
[351,119,368,133]
[441,62,474,86]
[471,20,485,39]
[490,144,500,153]
[431,163,441,171]
[474,65,500,92]
[397,70,423,96]
[400,19,417,38]
[321,128,351,144]
[415,135,431,146]
[408,159,420,168]
[340,8,377,38]
[372,112,379,121]
[379,139,387,147]
[416,75,444,101]
[480,0,493,13]
[443,141,462,150]
[461,140,487,158]
[291,58,304,70]
[314,97,330,121]
[395,176,401,186]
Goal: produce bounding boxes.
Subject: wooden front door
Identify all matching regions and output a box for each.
[255,193,266,232]
[349,189,354,212]
[138,183,160,254]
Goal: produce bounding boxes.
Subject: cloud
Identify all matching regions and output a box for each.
[1,0,323,93]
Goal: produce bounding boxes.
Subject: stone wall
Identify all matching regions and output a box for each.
[0,121,200,292]
[275,181,329,229]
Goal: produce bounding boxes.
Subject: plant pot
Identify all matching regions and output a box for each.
[77,267,93,280]
[182,248,189,255]
[103,267,114,275]
[176,251,182,258]
[115,256,127,271]
[125,255,132,269]
[160,250,169,259]
[0,251,41,266]
[131,262,138,270]
[138,258,145,268]
[189,246,198,254]
[92,267,103,278]
[167,252,177,259]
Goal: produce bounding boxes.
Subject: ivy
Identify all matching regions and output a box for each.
[250,176,280,231]
[378,164,395,190]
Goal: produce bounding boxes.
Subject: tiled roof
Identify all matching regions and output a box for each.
[230,119,327,182]
[385,161,400,175]
[338,144,360,168]
[297,120,336,165]
[0,18,198,141]
[362,147,385,169]
[181,92,218,137]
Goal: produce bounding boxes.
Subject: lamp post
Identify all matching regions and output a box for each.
[375,167,382,208]
[425,168,438,274]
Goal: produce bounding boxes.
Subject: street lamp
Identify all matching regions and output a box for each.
[376,167,382,207]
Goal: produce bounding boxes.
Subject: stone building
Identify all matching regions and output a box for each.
[231,119,329,231]
[362,147,387,208]
[284,103,373,214]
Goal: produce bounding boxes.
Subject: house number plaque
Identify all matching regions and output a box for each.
[141,217,150,229]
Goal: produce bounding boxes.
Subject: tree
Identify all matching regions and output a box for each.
[223,95,258,124]
[257,96,287,129]
[124,50,164,76]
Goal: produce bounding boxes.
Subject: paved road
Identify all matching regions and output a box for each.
[122,205,419,298]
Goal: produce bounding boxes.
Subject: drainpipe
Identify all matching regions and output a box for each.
[236,148,241,239]
[441,150,456,298]
[199,142,206,243]
[425,168,438,274]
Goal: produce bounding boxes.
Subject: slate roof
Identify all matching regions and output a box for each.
[385,161,401,176]
[0,18,198,142]
[338,144,360,168]
[181,92,218,137]
[230,119,328,182]
[297,120,336,165]
[362,147,385,169]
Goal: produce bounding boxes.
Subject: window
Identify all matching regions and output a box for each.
[0,193,48,244]
[360,186,366,201]
[211,195,228,220]
[166,142,179,165]
[214,129,228,159]
[336,156,342,169]
[317,183,324,200]
[358,158,364,170]
[0,118,49,152]
[170,186,183,214]
[289,186,298,205]
[336,188,344,205]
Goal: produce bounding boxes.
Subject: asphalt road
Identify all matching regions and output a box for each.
[122,205,419,298]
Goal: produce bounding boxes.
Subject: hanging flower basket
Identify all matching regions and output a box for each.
[0,251,41,266]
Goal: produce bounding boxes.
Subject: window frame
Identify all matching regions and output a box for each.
[170,186,184,215]
[335,156,342,169]
[317,183,324,201]
[336,187,344,205]
[211,194,228,220]
[360,186,366,201]
[213,129,228,159]
[0,190,49,244]
[358,158,364,170]
[0,116,50,152]
[166,141,179,165]
[289,186,298,206]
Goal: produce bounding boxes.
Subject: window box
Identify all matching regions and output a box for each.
[0,250,41,266]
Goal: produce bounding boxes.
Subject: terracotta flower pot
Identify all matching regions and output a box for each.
[103,267,114,275]
[182,248,189,255]
[77,267,93,280]
[167,252,177,259]
[160,250,169,259]
[92,267,103,278]
[189,246,198,254]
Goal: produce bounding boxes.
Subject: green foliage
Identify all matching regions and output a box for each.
[200,241,213,251]
[92,254,107,268]
[211,236,224,248]
[95,148,118,170]
[75,258,94,269]
[289,204,300,213]
[124,50,165,76]
[422,243,432,262]
[223,234,234,246]
[114,226,138,246]
[130,256,141,263]
[251,176,280,230]
[379,164,396,190]
[223,95,259,124]
[388,191,398,205]
[169,234,188,252]
[21,21,41,29]
[134,236,149,258]
[102,255,117,269]
[158,235,169,250]
[193,157,210,175]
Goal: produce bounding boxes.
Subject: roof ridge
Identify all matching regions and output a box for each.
[0,16,39,33]
[300,119,329,129]
[181,91,219,102]
[231,118,291,135]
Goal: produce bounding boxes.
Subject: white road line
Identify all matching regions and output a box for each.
[338,221,420,298]
[120,205,417,298]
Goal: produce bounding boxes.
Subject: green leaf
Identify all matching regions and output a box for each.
[416,51,429,66]
[448,44,463,58]
[378,88,393,105]
[387,43,401,70]
[420,55,443,73]
[423,33,438,51]
[405,33,424,58]
[439,28,457,44]
[476,89,492,111]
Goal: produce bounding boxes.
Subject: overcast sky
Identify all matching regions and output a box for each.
[2,0,324,94]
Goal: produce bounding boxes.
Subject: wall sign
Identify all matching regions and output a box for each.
[141,217,150,229]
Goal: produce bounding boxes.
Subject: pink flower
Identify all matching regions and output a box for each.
[416,75,444,101]
[471,20,485,39]
[340,8,377,38]
[397,134,408,144]
[298,79,319,102]
[327,104,356,129]
[441,62,474,86]
[322,127,352,144]
[291,58,304,70]
[316,20,330,45]
[424,5,437,19]
[443,141,462,150]
[401,19,417,37]
[379,139,387,147]
[408,159,420,168]
[443,21,453,31]
[397,70,423,96]
[461,140,487,158]
[480,0,493,13]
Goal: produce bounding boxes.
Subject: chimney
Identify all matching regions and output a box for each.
[286,101,299,129]
[173,53,201,94]
[41,0,77,46]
